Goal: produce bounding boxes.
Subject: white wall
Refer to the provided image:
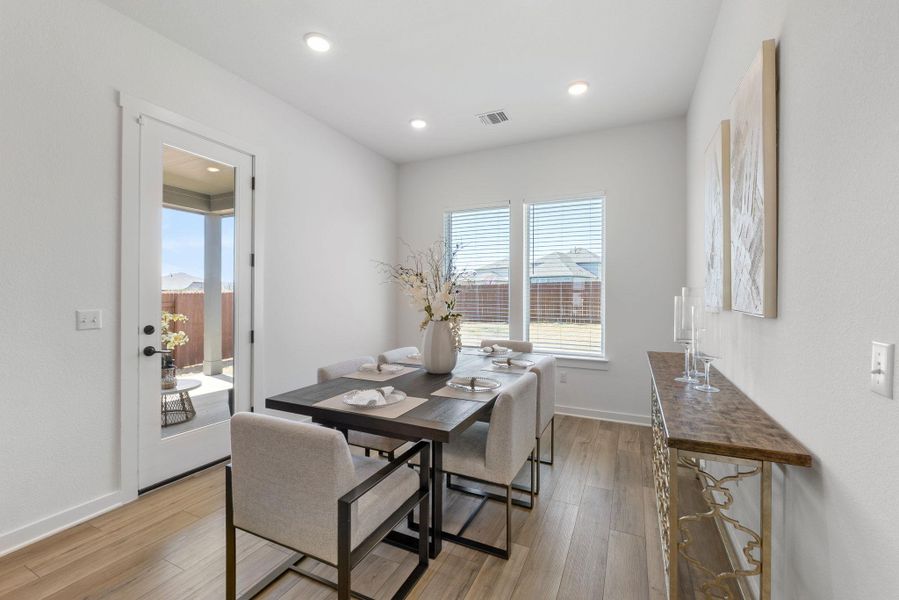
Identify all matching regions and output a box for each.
[0,0,396,553]
[686,1,899,597]
[397,118,686,423]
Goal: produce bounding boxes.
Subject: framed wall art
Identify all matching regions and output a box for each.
[730,38,778,318]
[704,119,731,312]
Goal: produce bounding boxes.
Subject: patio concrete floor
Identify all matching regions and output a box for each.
[160,360,233,438]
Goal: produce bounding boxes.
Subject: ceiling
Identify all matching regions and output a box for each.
[163,145,235,195]
[101,0,721,163]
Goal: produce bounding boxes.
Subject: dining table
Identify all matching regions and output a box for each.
[265,349,543,559]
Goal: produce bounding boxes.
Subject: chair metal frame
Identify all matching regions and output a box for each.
[363,448,396,460]
[356,439,403,460]
[410,448,535,560]
[226,441,431,600]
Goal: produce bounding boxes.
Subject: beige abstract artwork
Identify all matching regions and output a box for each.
[704,120,731,312]
[730,39,777,318]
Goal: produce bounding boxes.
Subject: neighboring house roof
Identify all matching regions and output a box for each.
[534,248,601,279]
[463,248,601,282]
[470,259,509,283]
[161,272,203,291]
[531,253,596,279]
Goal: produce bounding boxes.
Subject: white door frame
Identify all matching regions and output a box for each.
[118,92,266,503]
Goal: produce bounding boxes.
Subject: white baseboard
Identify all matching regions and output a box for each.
[0,491,122,557]
[555,405,650,426]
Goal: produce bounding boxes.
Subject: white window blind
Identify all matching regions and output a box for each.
[527,198,604,356]
[445,206,511,347]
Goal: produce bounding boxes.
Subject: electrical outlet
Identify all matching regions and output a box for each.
[870,341,894,398]
[76,309,102,330]
[560,371,567,384]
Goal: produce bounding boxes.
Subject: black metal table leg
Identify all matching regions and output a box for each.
[430,441,443,558]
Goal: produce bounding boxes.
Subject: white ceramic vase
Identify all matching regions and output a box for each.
[421,320,458,374]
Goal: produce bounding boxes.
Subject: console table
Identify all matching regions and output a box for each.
[647,352,811,600]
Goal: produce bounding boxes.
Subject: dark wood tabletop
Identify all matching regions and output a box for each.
[266,352,540,443]
[648,351,812,467]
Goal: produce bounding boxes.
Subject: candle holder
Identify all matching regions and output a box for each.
[673,296,700,383]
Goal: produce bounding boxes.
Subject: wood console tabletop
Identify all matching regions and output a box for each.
[648,351,811,467]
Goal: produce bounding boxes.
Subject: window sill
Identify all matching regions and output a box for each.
[552,354,609,371]
[460,346,609,370]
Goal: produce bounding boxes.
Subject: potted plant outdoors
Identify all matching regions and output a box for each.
[380,241,463,374]
[160,311,189,389]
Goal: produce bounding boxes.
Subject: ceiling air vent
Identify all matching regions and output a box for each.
[476,110,509,126]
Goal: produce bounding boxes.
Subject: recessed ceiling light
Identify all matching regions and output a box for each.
[206,166,221,173]
[304,32,331,53]
[410,118,427,129]
[568,81,589,96]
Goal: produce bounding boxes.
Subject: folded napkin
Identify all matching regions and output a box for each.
[481,344,511,354]
[492,357,532,368]
[345,386,398,407]
[360,362,403,373]
[448,376,498,391]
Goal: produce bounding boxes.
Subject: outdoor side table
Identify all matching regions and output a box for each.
[160,378,201,427]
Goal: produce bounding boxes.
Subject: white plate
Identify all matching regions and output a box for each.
[480,347,512,356]
[342,389,407,408]
[491,358,535,368]
[446,377,502,392]
[361,363,405,374]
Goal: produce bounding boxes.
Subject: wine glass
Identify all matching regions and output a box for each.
[693,324,720,393]
[673,296,699,383]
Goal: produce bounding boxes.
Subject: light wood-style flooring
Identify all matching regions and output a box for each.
[0,416,732,599]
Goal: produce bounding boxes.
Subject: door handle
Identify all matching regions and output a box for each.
[143,346,172,357]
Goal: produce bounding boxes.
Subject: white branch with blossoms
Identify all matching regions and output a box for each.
[378,240,465,349]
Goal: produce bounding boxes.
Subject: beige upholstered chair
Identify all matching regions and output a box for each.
[226,413,429,600]
[378,346,420,364]
[413,373,537,559]
[477,342,555,493]
[316,356,375,384]
[472,340,533,429]
[480,339,534,353]
[530,356,556,493]
[317,356,407,459]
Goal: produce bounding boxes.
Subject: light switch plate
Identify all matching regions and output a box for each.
[76,309,102,330]
[870,341,894,398]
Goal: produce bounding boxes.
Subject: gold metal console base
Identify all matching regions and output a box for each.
[652,387,773,600]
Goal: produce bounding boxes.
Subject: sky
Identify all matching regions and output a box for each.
[162,208,234,284]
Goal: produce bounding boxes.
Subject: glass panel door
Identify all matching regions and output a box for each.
[159,147,235,438]
[137,118,253,489]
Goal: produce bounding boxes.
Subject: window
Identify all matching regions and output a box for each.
[444,206,510,347]
[444,197,604,358]
[527,198,604,356]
